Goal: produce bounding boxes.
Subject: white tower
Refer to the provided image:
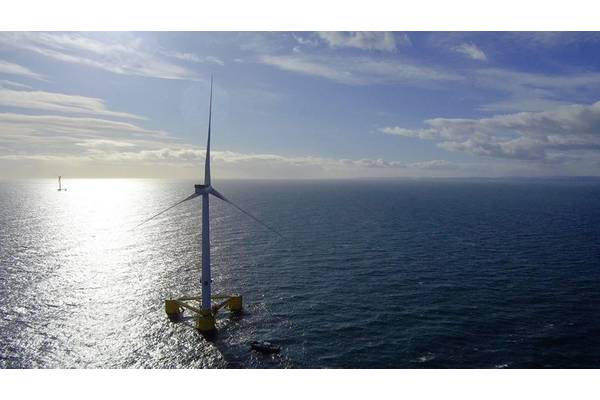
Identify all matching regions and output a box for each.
[200,77,213,311]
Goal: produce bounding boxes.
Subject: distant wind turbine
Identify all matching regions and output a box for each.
[136,77,282,332]
[57,176,66,191]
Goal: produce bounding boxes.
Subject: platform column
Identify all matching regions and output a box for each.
[196,312,216,332]
[227,295,243,312]
[165,299,182,318]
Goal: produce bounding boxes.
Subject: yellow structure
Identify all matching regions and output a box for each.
[226,295,243,312]
[165,299,183,318]
[164,294,243,333]
[196,312,216,332]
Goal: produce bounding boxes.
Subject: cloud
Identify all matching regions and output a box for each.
[292,34,318,47]
[505,32,600,48]
[0,99,539,178]
[0,138,481,178]
[0,60,44,80]
[259,54,359,84]
[317,32,407,52]
[258,54,461,86]
[0,32,200,81]
[424,33,600,111]
[454,43,487,61]
[381,100,600,162]
[0,79,32,89]
[429,32,600,53]
[0,89,143,119]
[75,139,137,149]
[107,149,466,174]
[342,158,406,168]
[160,50,225,66]
[0,110,180,180]
[0,109,482,178]
[0,113,167,155]
[409,159,463,170]
[473,68,600,112]
[478,97,571,113]
[254,32,600,111]
[476,68,600,92]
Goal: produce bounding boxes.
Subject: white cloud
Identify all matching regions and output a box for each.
[424,34,600,111]
[259,55,358,84]
[0,109,485,178]
[0,60,44,80]
[473,68,600,112]
[107,149,467,174]
[0,102,554,178]
[505,32,600,48]
[75,139,136,149]
[478,97,570,113]
[259,54,461,86]
[0,79,32,89]
[0,138,483,178]
[0,111,178,180]
[292,34,318,47]
[454,43,487,61]
[160,50,225,66]
[382,100,600,163]
[409,159,463,170]
[317,32,407,52]
[0,89,143,119]
[476,68,600,92]
[0,32,200,81]
[205,56,224,66]
[0,113,167,153]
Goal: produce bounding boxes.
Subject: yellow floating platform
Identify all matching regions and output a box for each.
[164,294,243,333]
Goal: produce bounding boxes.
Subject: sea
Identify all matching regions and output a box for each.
[1,178,600,368]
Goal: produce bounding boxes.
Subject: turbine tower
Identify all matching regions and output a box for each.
[57,176,66,191]
[137,77,281,332]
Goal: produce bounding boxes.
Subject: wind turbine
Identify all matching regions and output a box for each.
[137,77,281,333]
[57,176,66,191]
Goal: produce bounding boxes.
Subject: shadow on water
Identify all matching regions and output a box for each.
[166,310,286,369]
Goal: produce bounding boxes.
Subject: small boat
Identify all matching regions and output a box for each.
[250,340,281,354]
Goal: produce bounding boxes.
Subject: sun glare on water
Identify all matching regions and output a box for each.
[20,178,224,367]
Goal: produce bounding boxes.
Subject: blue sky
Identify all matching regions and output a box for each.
[2,31,600,178]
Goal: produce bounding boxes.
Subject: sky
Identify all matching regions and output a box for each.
[2,31,600,179]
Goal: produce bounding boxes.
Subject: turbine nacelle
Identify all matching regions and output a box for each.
[194,184,211,195]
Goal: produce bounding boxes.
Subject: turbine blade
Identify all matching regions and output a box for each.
[134,193,199,229]
[204,76,213,186]
[210,188,284,238]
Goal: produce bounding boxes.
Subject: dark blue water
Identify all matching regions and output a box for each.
[1,178,600,368]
